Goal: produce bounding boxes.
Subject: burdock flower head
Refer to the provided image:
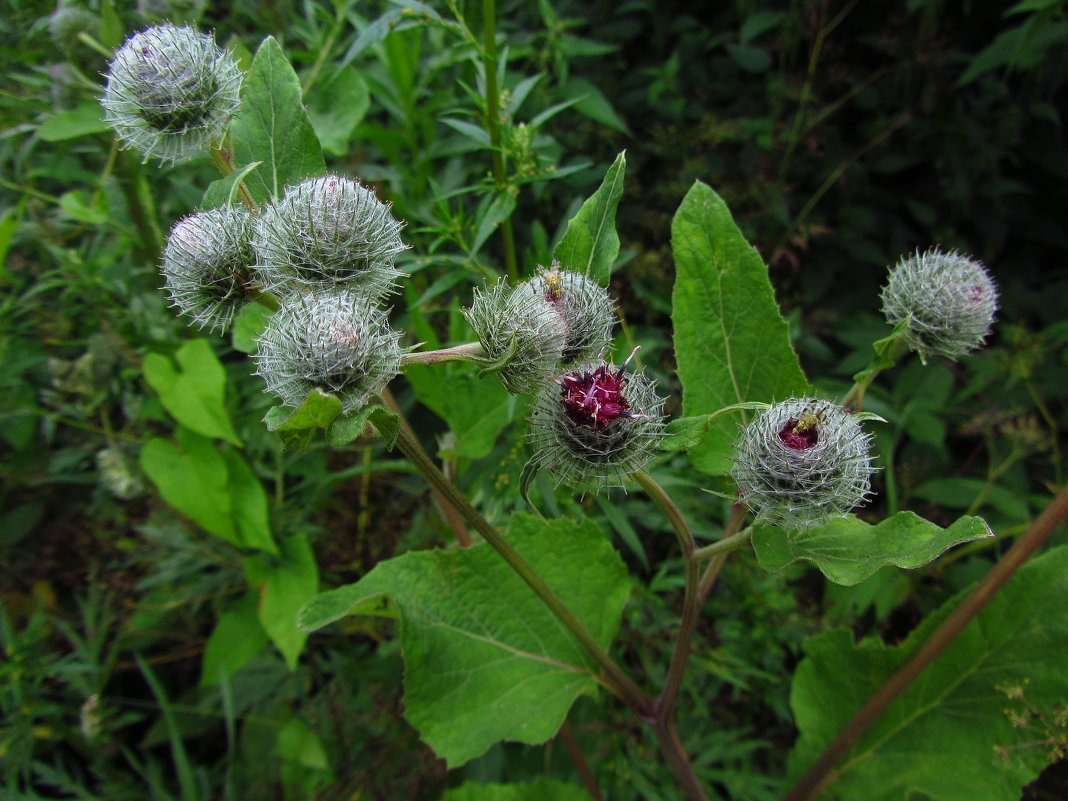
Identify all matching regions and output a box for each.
[160,204,254,332]
[528,266,615,365]
[254,288,402,414]
[731,398,874,530]
[527,350,664,490]
[881,248,998,363]
[463,265,615,395]
[463,279,567,395]
[252,175,407,302]
[101,24,242,164]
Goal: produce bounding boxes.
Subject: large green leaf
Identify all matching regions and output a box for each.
[143,339,242,446]
[229,36,325,202]
[199,590,268,686]
[752,512,993,585]
[443,779,592,801]
[405,367,514,459]
[298,514,630,766]
[140,427,276,554]
[244,534,319,670]
[552,151,626,284]
[789,545,1068,801]
[671,182,809,475]
[306,65,370,156]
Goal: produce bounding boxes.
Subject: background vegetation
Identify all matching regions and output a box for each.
[1,0,1066,799]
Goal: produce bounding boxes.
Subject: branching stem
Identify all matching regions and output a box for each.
[399,342,487,366]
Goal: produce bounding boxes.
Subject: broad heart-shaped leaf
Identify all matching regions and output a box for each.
[201,161,263,209]
[264,389,343,451]
[443,779,592,801]
[660,403,772,453]
[552,150,626,284]
[298,514,630,766]
[230,36,325,203]
[141,427,277,554]
[199,590,268,686]
[405,366,514,459]
[752,512,992,585]
[143,339,242,446]
[788,545,1068,801]
[671,182,809,475]
[243,534,318,670]
[306,65,370,156]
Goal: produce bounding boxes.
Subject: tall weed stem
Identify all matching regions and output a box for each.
[480,0,518,281]
[784,484,1068,801]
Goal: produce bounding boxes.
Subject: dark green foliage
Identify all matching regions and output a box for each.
[1,1,1065,799]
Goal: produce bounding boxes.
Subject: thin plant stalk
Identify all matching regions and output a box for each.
[633,470,714,801]
[381,387,471,547]
[399,342,486,366]
[784,484,1068,801]
[481,0,518,281]
[210,145,257,210]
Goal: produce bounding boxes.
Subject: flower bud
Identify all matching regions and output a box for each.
[252,175,407,302]
[463,279,567,395]
[881,248,998,362]
[528,266,615,365]
[527,352,664,490]
[101,24,242,164]
[48,6,100,50]
[160,204,254,332]
[731,398,874,529]
[254,289,402,414]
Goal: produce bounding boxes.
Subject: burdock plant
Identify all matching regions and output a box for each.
[254,288,402,415]
[101,24,242,164]
[160,204,255,333]
[881,248,999,362]
[252,175,407,301]
[730,398,874,529]
[527,351,665,490]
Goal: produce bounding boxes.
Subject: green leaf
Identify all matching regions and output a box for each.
[789,545,1068,800]
[306,66,369,156]
[230,36,325,202]
[443,779,592,801]
[222,448,277,554]
[59,191,108,225]
[38,102,110,142]
[471,192,518,255]
[230,300,273,354]
[660,403,772,452]
[98,0,123,49]
[911,477,1031,522]
[562,78,630,134]
[752,512,993,585]
[552,151,626,284]
[200,591,269,686]
[141,427,277,554]
[671,182,809,475]
[143,339,241,446]
[263,393,339,435]
[244,534,319,670]
[327,403,397,448]
[201,162,263,209]
[298,514,630,766]
[406,368,513,459]
[0,207,17,277]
